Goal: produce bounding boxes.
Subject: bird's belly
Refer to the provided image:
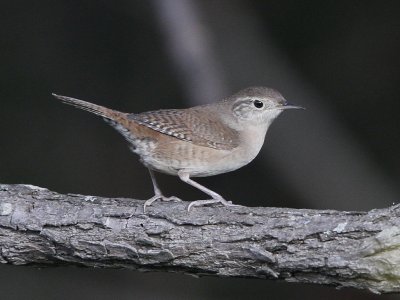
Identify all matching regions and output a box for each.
[138,141,259,177]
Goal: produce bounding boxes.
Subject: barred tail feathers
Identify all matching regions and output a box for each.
[52,93,140,145]
[52,93,117,120]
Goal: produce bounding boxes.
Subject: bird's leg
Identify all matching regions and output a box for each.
[143,169,182,212]
[178,171,240,211]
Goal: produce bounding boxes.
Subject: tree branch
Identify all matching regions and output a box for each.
[0,184,399,293]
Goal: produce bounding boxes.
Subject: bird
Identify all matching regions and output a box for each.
[53,87,302,211]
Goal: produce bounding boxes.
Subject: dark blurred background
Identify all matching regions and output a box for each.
[1,0,399,299]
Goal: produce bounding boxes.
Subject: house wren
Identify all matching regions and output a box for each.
[53,87,302,211]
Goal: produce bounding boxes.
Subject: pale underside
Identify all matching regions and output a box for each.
[108,108,254,177]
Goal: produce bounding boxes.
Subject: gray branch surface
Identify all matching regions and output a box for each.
[0,184,399,294]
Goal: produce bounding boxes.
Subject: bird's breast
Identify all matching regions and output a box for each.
[126,120,269,177]
[138,133,266,178]
[235,126,268,162]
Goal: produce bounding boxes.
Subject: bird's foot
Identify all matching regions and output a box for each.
[143,194,182,212]
[187,198,240,212]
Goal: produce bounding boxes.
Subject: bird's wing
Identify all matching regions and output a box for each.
[128,109,239,150]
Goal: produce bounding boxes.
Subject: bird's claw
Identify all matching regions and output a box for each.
[143,195,182,212]
[187,198,239,211]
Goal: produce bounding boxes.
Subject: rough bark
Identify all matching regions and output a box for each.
[0,184,399,294]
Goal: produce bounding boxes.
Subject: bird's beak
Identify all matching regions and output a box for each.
[280,102,305,110]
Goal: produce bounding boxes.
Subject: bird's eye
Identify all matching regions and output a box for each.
[253,100,264,108]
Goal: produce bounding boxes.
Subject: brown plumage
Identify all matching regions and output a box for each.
[129,108,240,150]
[53,87,301,211]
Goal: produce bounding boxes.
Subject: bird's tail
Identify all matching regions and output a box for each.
[52,93,139,145]
[52,93,120,120]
